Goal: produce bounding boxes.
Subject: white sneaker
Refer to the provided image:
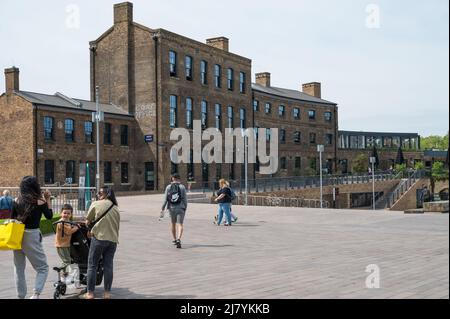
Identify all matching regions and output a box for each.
[30,294,40,299]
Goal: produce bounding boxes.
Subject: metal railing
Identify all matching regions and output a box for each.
[196,171,398,194]
[385,170,425,208]
[237,195,329,208]
[0,186,96,217]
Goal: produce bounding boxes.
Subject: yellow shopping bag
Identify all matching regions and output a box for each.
[0,220,25,250]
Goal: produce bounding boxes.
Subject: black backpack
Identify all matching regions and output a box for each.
[167,183,182,205]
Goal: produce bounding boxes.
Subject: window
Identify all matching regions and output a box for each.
[202,161,209,182]
[215,104,221,130]
[171,162,178,174]
[255,157,260,173]
[170,95,177,128]
[239,72,246,93]
[104,161,112,184]
[227,68,234,90]
[214,64,221,88]
[293,131,301,144]
[383,137,393,148]
[227,106,233,128]
[186,98,193,129]
[393,136,401,148]
[295,157,301,169]
[280,157,287,170]
[121,163,129,183]
[293,108,300,119]
[324,111,332,122]
[216,163,222,180]
[65,161,76,184]
[266,128,271,141]
[104,123,112,145]
[120,125,128,146]
[201,100,208,129]
[85,121,94,143]
[253,99,259,112]
[265,103,271,114]
[309,158,317,171]
[169,50,177,77]
[326,134,333,145]
[185,56,193,80]
[310,133,316,144]
[279,105,285,117]
[280,129,286,144]
[65,119,75,142]
[44,116,54,141]
[187,150,194,178]
[239,108,246,129]
[200,60,208,84]
[308,110,316,120]
[44,160,54,184]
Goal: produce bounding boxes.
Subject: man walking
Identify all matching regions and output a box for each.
[161,173,187,249]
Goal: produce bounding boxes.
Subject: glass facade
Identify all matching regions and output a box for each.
[338,131,420,150]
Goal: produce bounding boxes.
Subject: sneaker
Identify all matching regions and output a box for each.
[30,294,40,299]
[233,217,238,223]
[172,240,177,245]
[176,239,182,249]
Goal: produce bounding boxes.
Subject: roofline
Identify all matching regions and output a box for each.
[34,104,134,119]
[252,86,337,106]
[338,130,420,137]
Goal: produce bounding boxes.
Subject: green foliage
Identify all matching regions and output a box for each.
[421,132,449,150]
[395,163,407,173]
[431,161,449,182]
[352,154,369,174]
[414,161,425,170]
[301,167,317,176]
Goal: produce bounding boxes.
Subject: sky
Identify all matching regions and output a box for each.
[0,0,448,136]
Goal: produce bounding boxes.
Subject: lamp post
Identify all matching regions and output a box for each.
[370,156,376,210]
[93,86,104,194]
[317,145,324,208]
[241,128,248,206]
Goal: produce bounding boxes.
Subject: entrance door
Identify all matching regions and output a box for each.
[145,162,155,191]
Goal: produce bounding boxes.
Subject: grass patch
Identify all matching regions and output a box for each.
[1,214,61,235]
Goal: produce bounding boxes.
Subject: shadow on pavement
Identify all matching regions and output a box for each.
[63,287,196,299]
[182,244,234,249]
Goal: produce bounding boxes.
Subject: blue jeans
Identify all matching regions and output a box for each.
[87,237,117,293]
[217,202,232,225]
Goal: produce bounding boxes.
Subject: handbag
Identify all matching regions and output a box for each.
[0,220,25,250]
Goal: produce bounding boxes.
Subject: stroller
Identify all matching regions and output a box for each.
[52,221,103,299]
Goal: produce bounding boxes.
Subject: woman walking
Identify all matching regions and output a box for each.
[82,186,120,299]
[214,179,233,226]
[11,176,53,299]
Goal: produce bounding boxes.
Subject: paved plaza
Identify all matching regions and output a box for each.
[0,194,448,299]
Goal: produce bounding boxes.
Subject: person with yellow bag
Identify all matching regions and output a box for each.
[10,176,53,299]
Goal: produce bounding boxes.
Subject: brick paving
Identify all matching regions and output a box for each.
[0,194,448,299]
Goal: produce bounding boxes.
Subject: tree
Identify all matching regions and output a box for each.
[414,161,425,170]
[395,147,405,165]
[421,132,449,150]
[430,161,449,194]
[352,153,369,174]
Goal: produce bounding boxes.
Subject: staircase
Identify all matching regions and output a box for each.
[384,170,425,210]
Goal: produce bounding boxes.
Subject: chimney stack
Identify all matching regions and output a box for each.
[206,37,229,52]
[114,2,133,24]
[255,72,271,87]
[5,67,19,95]
[302,82,321,98]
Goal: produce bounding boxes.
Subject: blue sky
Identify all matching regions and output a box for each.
[1,0,448,136]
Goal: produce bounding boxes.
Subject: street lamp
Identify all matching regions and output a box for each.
[241,128,248,206]
[370,156,376,210]
[92,86,104,193]
[317,144,324,208]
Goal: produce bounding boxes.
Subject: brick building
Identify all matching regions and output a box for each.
[1,2,441,192]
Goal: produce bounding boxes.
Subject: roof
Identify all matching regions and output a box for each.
[252,83,337,105]
[339,130,420,137]
[15,91,131,116]
[423,150,448,157]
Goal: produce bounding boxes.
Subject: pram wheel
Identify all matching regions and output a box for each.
[61,285,67,295]
[54,291,60,299]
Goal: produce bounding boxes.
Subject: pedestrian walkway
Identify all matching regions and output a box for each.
[0,194,448,299]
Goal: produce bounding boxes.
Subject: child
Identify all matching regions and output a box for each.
[55,204,79,275]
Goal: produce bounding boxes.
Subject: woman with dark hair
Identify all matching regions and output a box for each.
[11,176,53,299]
[82,186,120,299]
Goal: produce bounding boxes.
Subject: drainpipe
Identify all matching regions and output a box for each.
[34,104,38,180]
[152,32,160,191]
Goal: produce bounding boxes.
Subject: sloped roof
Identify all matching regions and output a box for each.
[252,83,337,105]
[15,91,130,116]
